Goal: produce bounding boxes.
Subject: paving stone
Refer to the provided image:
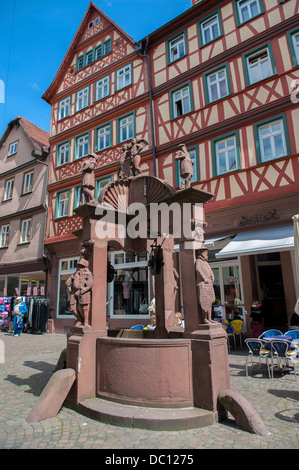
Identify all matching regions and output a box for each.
[0,331,298,449]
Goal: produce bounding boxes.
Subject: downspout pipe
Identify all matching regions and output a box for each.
[135,37,157,177]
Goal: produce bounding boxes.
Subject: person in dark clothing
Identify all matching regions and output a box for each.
[250,299,264,338]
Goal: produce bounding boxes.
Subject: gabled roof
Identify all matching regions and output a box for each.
[42,2,135,104]
[0,116,49,151]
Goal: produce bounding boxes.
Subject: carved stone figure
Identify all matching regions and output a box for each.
[195,248,217,324]
[117,139,148,179]
[175,143,194,189]
[130,138,148,176]
[117,145,130,179]
[65,258,93,328]
[81,153,99,205]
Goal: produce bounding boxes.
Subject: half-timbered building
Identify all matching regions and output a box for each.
[43,0,299,334]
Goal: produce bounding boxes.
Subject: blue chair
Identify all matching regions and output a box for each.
[258,329,282,339]
[284,330,299,341]
[223,323,236,349]
[270,339,298,380]
[131,324,144,330]
[245,339,272,378]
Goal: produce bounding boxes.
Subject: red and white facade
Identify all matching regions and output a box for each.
[43,0,299,333]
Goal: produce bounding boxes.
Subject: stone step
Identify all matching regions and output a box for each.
[69,398,216,431]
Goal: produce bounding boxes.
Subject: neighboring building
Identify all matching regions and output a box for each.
[43,0,299,334]
[0,116,50,298]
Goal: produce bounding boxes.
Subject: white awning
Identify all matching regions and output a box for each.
[204,235,233,248]
[216,225,294,258]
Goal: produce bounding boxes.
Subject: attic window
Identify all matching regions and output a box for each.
[88,21,93,29]
[8,141,18,156]
[95,17,100,25]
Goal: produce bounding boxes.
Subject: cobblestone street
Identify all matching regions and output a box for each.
[0,331,298,450]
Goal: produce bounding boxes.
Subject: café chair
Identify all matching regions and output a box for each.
[231,320,244,346]
[271,339,298,380]
[258,329,282,340]
[131,324,144,330]
[284,330,299,341]
[245,339,272,378]
[223,323,236,350]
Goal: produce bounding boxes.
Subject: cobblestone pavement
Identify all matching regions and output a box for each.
[0,331,298,450]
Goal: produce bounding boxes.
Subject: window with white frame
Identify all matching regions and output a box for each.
[8,141,18,156]
[74,186,86,210]
[4,179,14,201]
[58,257,79,317]
[95,76,109,101]
[95,176,112,199]
[20,219,31,244]
[23,171,33,194]
[206,67,229,102]
[96,124,111,151]
[58,97,71,120]
[116,65,132,91]
[76,134,89,159]
[215,135,238,175]
[246,47,274,84]
[236,0,261,24]
[168,33,186,62]
[77,56,84,70]
[76,87,89,111]
[172,85,192,118]
[200,14,221,45]
[57,191,70,218]
[119,115,134,142]
[86,50,93,65]
[57,141,70,166]
[258,119,287,162]
[292,32,299,64]
[0,225,9,247]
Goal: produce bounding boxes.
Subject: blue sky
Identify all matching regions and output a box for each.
[0,0,192,136]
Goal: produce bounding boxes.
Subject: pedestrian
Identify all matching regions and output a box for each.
[250,298,264,338]
[12,296,27,336]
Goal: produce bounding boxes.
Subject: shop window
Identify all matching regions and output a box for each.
[108,252,150,317]
[6,275,20,297]
[0,276,6,296]
[57,258,79,317]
